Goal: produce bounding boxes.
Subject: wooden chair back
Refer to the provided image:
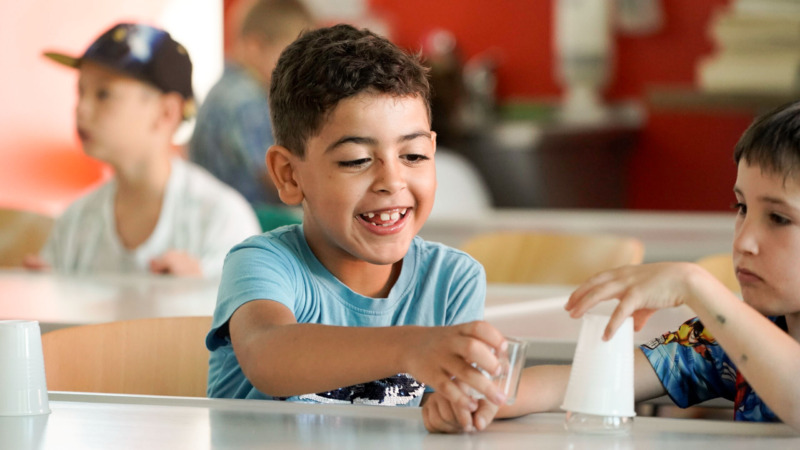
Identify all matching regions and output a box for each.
[42,316,212,397]
[696,253,740,294]
[0,208,53,266]
[460,231,645,285]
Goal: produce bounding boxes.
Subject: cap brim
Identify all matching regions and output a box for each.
[43,51,81,68]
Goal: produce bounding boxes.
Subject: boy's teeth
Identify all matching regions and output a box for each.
[390,212,400,221]
[380,213,390,221]
[367,213,375,218]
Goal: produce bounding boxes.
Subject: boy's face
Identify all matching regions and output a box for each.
[733,161,800,315]
[75,62,163,163]
[291,92,436,269]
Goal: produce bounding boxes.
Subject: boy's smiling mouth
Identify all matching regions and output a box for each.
[357,207,409,230]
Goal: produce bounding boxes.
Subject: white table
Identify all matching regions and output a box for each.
[2,392,796,450]
[0,270,219,332]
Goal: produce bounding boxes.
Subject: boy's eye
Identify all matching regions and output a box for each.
[337,158,370,168]
[770,213,791,225]
[732,202,746,215]
[402,154,430,163]
[96,89,110,100]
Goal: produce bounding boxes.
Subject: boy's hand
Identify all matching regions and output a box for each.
[423,392,500,433]
[149,250,203,277]
[566,262,707,340]
[22,254,50,271]
[405,321,507,425]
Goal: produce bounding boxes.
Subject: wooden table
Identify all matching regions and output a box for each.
[2,392,795,450]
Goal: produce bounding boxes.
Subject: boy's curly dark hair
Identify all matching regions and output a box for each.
[735,101,800,181]
[269,24,431,157]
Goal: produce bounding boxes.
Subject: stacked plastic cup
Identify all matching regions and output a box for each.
[561,313,635,434]
[0,320,51,416]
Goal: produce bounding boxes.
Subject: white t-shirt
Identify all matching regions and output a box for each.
[41,157,261,277]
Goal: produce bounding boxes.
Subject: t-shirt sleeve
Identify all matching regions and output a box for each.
[639,317,737,407]
[206,236,302,350]
[444,252,487,326]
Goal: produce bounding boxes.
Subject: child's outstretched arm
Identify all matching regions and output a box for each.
[567,262,800,430]
[230,299,508,423]
[423,350,666,433]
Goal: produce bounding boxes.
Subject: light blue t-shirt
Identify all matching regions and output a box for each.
[206,224,486,406]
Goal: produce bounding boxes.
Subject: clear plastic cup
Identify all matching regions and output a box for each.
[561,313,635,434]
[0,320,50,416]
[470,337,528,404]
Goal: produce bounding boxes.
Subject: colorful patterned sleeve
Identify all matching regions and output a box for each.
[639,317,738,408]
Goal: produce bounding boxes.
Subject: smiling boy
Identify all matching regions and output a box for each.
[206,25,507,419]
[424,100,800,432]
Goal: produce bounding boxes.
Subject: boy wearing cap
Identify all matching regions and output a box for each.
[28,23,261,277]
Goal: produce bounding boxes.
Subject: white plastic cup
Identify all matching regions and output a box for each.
[561,313,634,434]
[0,320,51,416]
[470,337,528,404]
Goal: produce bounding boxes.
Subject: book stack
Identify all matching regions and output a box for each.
[698,0,800,95]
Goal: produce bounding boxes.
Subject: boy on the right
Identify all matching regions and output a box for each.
[424,100,800,433]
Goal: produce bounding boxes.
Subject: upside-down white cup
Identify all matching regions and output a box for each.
[0,320,50,416]
[561,313,635,434]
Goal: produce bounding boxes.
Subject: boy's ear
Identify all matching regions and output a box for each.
[158,92,184,129]
[266,145,304,205]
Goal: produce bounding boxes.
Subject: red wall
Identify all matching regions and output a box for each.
[223,0,751,211]
[367,0,751,212]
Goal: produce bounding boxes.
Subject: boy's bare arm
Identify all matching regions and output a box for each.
[678,268,800,429]
[425,348,665,433]
[230,299,508,412]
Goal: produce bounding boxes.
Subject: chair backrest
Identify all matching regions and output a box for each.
[0,208,54,267]
[460,231,645,285]
[696,253,740,294]
[41,316,212,397]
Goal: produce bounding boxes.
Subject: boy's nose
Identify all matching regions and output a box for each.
[372,160,405,194]
[733,217,758,256]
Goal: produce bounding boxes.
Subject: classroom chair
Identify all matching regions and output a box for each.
[0,208,54,267]
[41,316,212,397]
[460,230,645,285]
[696,252,740,294]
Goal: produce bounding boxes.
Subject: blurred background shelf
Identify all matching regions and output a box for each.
[646,85,799,113]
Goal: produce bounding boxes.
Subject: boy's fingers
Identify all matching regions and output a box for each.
[459,321,506,352]
[452,361,506,406]
[436,376,478,413]
[423,401,460,434]
[473,398,500,431]
[451,400,474,432]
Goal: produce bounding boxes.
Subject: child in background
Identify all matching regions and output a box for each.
[28,23,260,277]
[205,24,508,419]
[190,0,314,209]
[423,100,800,432]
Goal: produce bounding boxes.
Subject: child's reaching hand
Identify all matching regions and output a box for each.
[565,262,714,340]
[423,391,500,433]
[22,254,50,271]
[149,250,203,276]
[406,321,507,428]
